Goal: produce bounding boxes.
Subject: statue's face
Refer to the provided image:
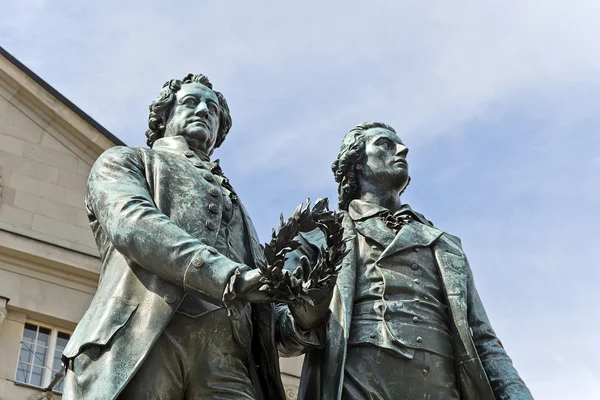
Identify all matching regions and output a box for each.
[359,127,409,192]
[164,82,220,154]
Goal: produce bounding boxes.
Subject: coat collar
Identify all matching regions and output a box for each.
[349,199,385,220]
[378,221,443,261]
[152,136,210,161]
[348,199,429,224]
[349,199,443,260]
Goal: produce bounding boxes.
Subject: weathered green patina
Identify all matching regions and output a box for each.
[287,122,534,400]
[61,74,334,400]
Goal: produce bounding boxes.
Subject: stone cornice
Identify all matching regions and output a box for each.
[0,229,100,290]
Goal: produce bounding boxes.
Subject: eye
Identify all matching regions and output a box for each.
[182,96,198,106]
[375,138,393,149]
[207,103,219,114]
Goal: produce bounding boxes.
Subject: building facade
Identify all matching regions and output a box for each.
[0,47,301,399]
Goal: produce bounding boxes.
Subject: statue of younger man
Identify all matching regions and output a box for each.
[296,122,533,400]
[61,74,328,400]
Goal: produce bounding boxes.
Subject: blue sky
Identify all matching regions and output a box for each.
[2,1,599,397]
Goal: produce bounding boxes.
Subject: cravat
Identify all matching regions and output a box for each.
[380,209,413,231]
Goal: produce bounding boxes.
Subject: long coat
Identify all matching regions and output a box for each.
[296,210,533,400]
[62,136,286,400]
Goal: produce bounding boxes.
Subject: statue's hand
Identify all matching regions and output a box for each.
[222,267,298,319]
[287,256,336,330]
[236,269,277,303]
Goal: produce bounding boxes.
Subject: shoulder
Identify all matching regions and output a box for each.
[95,146,146,165]
[89,147,153,181]
[412,210,435,227]
[410,208,463,247]
[442,232,463,247]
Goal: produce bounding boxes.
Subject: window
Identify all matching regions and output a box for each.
[15,322,71,393]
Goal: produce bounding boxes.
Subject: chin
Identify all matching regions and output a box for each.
[390,172,410,191]
[185,126,209,138]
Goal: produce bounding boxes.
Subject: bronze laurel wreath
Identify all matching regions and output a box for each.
[256,198,349,306]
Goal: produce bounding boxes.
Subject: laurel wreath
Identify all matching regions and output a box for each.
[223,198,349,316]
[257,198,348,305]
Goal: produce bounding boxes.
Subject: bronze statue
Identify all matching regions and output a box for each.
[288,122,534,400]
[61,74,336,400]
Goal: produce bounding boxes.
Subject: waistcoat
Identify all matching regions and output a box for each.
[177,164,254,317]
[348,204,454,359]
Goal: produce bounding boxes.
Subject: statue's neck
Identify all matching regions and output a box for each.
[188,145,210,162]
[357,183,402,213]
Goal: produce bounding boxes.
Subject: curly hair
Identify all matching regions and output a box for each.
[145,73,232,150]
[332,121,404,210]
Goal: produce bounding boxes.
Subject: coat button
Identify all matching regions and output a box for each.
[192,257,205,268]
[413,316,419,323]
[416,336,423,343]
[89,346,101,358]
[206,246,217,254]
[414,247,420,252]
[411,263,419,270]
[384,314,391,321]
[208,204,219,214]
[164,294,177,304]
[209,187,219,197]
[383,294,390,300]
[204,173,214,182]
[206,220,216,230]
[184,150,194,157]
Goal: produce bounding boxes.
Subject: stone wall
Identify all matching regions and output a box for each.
[0,75,99,256]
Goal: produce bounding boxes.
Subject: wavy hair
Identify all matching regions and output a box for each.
[332,121,404,210]
[145,73,232,150]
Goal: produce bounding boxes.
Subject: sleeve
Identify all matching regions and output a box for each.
[466,260,534,400]
[275,228,329,356]
[275,305,327,357]
[86,146,247,304]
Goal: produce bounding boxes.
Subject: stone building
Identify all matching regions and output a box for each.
[0,47,301,399]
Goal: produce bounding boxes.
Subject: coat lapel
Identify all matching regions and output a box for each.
[434,235,468,310]
[335,213,358,331]
[354,217,395,249]
[378,221,443,262]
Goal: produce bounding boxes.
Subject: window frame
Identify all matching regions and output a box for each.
[15,319,72,393]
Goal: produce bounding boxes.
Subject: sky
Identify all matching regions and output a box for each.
[2,1,599,398]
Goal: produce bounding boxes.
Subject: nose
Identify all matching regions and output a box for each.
[194,101,209,116]
[396,144,408,158]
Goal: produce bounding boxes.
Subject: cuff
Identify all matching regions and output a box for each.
[182,245,248,304]
[278,306,327,356]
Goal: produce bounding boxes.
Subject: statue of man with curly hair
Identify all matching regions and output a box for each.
[61,74,330,400]
[294,122,533,400]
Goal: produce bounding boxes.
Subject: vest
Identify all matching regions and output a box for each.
[348,223,454,359]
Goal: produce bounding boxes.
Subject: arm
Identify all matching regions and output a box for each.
[87,146,247,304]
[275,229,331,357]
[466,261,534,400]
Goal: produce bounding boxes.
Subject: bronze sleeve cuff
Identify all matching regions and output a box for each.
[182,246,248,305]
